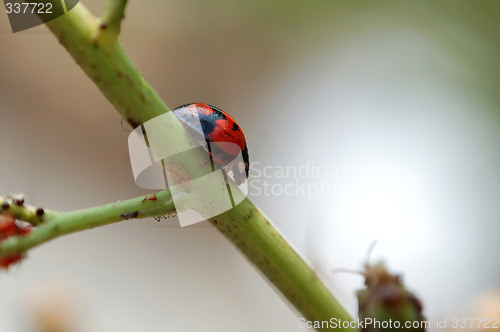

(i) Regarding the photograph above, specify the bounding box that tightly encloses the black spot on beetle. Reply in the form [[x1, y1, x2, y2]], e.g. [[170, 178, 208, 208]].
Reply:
[[232, 122, 240, 131], [120, 211, 139, 220], [199, 113, 216, 135]]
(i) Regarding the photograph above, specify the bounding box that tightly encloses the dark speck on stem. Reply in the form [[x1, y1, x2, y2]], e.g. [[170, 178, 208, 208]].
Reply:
[[1, 202, 9, 210], [120, 211, 139, 220]]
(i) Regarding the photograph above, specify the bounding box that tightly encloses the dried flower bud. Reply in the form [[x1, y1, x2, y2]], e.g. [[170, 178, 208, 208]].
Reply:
[[0, 214, 32, 269], [357, 261, 427, 332]]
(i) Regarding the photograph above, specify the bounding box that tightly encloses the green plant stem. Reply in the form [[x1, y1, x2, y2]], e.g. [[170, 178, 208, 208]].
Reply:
[[99, 0, 127, 38], [12, 1, 355, 329], [0, 190, 174, 257]]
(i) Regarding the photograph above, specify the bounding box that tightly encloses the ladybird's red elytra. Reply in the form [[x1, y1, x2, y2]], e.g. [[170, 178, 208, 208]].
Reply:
[[172, 103, 249, 185]]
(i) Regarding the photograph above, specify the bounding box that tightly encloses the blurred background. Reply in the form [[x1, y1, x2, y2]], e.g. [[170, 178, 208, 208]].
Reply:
[[1, 0, 500, 331]]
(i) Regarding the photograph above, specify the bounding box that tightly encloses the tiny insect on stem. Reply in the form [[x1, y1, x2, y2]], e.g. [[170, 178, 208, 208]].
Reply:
[[120, 211, 139, 220]]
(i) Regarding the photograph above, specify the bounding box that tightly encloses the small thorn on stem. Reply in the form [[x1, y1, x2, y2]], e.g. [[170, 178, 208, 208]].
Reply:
[[36, 208, 45, 217]]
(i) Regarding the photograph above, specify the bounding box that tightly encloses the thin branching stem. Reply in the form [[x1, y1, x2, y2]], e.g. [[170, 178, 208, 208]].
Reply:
[[99, 0, 127, 37], [0, 190, 174, 257]]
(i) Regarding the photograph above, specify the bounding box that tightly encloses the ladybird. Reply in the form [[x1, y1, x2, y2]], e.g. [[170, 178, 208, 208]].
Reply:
[[172, 103, 249, 185]]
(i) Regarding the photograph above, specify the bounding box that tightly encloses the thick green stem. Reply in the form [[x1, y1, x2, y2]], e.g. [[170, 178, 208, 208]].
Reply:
[[7, 1, 355, 329], [209, 199, 353, 327]]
